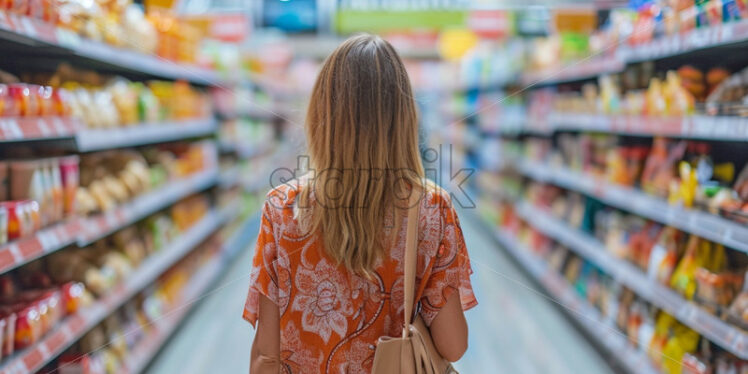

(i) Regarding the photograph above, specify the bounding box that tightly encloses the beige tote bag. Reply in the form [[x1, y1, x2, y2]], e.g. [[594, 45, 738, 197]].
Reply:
[[371, 189, 459, 374]]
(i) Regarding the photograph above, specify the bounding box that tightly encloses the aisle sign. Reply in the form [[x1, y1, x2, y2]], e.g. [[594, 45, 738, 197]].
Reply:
[[552, 9, 597, 33], [335, 10, 466, 33], [467, 10, 513, 39], [183, 14, 250, 43]]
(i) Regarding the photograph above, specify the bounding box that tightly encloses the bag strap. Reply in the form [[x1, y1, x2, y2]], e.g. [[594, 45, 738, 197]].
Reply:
[[402, 186, 421, 338]]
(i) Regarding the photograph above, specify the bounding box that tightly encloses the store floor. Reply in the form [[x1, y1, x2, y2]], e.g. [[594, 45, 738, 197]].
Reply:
[[146, 211, 615, 374]]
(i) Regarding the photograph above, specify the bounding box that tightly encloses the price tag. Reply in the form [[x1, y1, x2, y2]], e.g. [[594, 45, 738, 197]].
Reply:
[[10, 360, 28, 374], [36, 231, 52, 251], [51, 117, 68, 135], [0, 12, 10, 29], [36, 118, 51, 137], [666, 35, 677, 54], [19, 17, 36, 37], [7, 243, 22, 263], [732, 335, 746, 358], [55, 28, 81, 48], [104, 211, 119, 228], [0, 118, 23, 139], [37, 342, 50, 359], [721, 23, 734, 42]]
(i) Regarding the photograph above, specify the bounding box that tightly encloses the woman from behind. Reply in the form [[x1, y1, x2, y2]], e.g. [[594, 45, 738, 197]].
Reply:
[[243, 34, 477, 374]]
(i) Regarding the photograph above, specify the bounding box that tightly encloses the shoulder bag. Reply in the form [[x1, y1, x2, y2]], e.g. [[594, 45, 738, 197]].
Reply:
[[371, 189, 459, 374]]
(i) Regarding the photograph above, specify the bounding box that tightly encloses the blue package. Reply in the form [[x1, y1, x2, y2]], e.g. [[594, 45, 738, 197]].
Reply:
[[723, 0, 742, 21]]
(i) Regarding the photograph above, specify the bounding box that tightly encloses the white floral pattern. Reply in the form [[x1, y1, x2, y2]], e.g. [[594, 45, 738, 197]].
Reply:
[[292, 259, 355, 343]]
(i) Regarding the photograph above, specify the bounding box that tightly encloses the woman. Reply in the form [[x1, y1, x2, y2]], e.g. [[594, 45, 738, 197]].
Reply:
[[243, 34, 477, 374]]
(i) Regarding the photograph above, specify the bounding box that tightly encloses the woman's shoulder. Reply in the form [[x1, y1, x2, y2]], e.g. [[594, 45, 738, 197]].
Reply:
[[263, 180, 301, 215], [419, 181, 455, 212]]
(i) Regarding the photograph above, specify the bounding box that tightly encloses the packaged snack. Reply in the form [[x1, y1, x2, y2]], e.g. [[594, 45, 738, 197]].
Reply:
[[648, 227, 684, 284], [694, 267, 743, 311], [12, 303, 42, 349], [59, 156, 80, 216], [0, 312, 16, 357], [629, 222, 663, 270], [21, 200, 41, 236], [60, 282, 86, 315], [662, 324, 700, 374], [641, 139, 687, 197], [0, 84, 21, 117], [0, 201, 29, 240]]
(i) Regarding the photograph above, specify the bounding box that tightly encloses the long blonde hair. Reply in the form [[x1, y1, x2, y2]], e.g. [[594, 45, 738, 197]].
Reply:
[[297, 34, 425, 277]]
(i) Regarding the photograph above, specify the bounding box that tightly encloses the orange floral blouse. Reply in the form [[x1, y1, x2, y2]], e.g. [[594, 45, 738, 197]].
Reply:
[[243, 183, 477, 374]]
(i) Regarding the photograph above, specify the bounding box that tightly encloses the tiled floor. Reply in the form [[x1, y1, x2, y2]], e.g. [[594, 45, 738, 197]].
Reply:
[[146, 212, 614, 374]]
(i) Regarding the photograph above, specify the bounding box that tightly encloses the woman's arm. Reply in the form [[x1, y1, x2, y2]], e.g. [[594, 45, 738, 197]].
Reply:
[[429, 292, 468, 362], [250, 295, 281, 373]]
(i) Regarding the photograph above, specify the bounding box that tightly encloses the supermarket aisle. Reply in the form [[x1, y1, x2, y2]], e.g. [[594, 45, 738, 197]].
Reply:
[[147, 210, 614, 374]]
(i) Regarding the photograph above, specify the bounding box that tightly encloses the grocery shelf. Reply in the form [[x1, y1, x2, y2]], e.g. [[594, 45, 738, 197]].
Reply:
[[0, 117, 80, 142], [520, 19, 748, 86], [489, 113, 748, 141], [622, 19, 748, 63], [0, 168, 218, 275], [0, 219, 81, 275], [491, 225, 659, 374], [514, 200, 748, 359], [77, 167, 219, 245], [219, 142, 273, 160], [0, 12, 227, 86], [122, 208, 260, 373], [225, 106, 279, 122], [0, 210, 227, 374], [511, 158, 748, 253], [123, 252, 224, 374], [74, 119, 218, 152], [521, 56, 625, 86], [1, 118, 219, 149], [545, 113, 748, 141]]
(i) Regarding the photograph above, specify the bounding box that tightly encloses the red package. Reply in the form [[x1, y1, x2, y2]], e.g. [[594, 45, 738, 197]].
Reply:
[[52, 87, 71, 117], [59, 156, 79, 216], [7, 84, 37, 117], [61, 282, 85, 315], [0, 312, 17, 357], [10, 302, 41, 349], [0, 84, 21, 117], [0, 201, 31, 240]]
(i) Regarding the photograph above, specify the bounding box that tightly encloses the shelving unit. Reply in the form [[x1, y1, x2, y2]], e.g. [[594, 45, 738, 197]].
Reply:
[[0, 219, 81, 274], [0, 117, 80, 142], [551, 113, 748, 140], [491, 226, 660, 374], [0, 7, 287, 369], [513, 201, 748, 359], [0, 12, 229, 86], [122, 252, 224, 374], [510, 158, 748, 253], [0, 167, 219, 275], [521, 56, 625, 85], [521, 19, 748, 85], [74, 119, 218, 152], [0, 209, 230, 374], [0, 118, 218, 150], [77, 167, 219, 245], [510, 113, 748, 140]]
